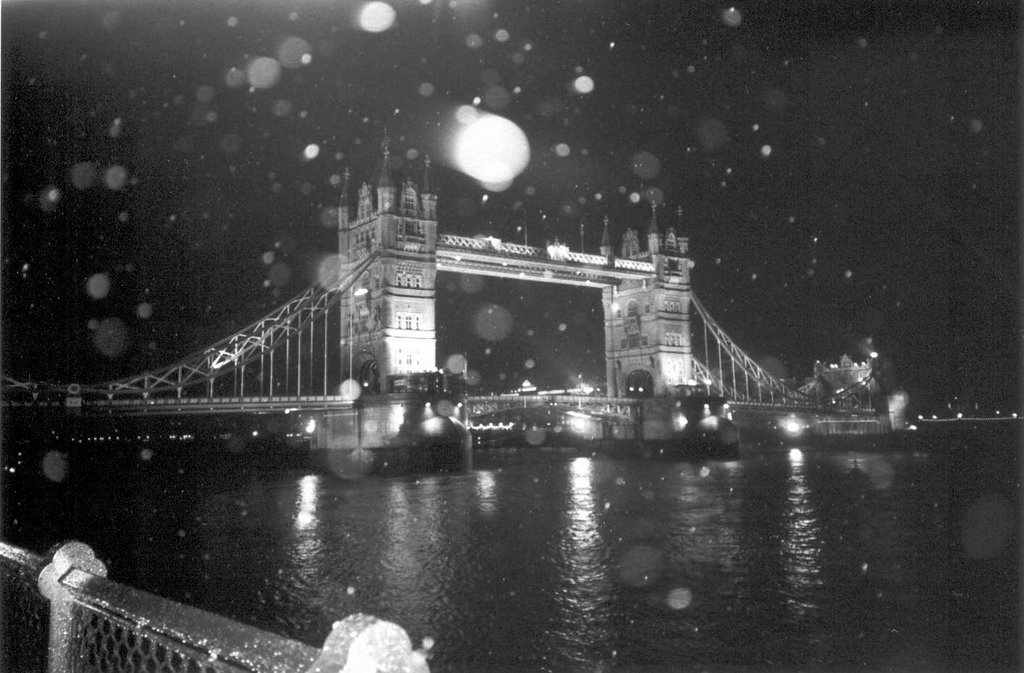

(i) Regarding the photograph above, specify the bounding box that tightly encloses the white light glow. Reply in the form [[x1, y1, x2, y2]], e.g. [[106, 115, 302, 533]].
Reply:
[[781, 418, 803, 436], [358, 2, 396, 32], [451, 112, 530, 191]]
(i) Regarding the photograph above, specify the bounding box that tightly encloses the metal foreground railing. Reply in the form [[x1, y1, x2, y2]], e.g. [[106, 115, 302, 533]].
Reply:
[[0, 540, 429, 673]]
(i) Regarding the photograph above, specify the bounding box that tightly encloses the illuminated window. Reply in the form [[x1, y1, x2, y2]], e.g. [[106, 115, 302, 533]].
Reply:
[[396, 312, 421, 330]]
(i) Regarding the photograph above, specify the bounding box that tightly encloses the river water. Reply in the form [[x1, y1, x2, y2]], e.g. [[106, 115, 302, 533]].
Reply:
[[2, 423, 1018, 672]]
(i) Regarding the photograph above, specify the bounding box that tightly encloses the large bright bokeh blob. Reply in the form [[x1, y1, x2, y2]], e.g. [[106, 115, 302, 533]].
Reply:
[[451, 108, 530, 191], [358, 2, 396, 33]]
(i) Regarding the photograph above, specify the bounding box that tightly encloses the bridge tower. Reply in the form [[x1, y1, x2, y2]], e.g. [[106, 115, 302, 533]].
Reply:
[[603, 204, 695, 397], [336, 134, 439, 393]]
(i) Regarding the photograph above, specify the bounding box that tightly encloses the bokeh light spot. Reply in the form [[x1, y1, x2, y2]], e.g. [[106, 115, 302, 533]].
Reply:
[[93, 317, 128, 358], [303, 144, 320, 160], [554, 143, 570, 157], [136, 302, 153, 319], [316, 254, 342, 287], [472, 304, 514, 341], [484, 86, 511, 110], [721, 6, 742, 27], [246, 57, 282, 89], [452, 112, 531, 191], [86, 273, 111, 300], [42, 451, 68, 482], [358, 2, 396, 33], [524, 427, 546, 446], [631, 151, 661, 180], [666, 587, 693, 610], [104, 165, 129, 190], [277, 36, 313, 68], [445, 353, 468, 374], [340, 378, 363, 401], [225, 67, 246, 88], [572, 75, 595, 94]]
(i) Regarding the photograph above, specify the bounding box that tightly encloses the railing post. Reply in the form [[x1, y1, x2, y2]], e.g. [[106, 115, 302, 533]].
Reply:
[[37, 542, 107, 673], [306, 613, 429, 673]]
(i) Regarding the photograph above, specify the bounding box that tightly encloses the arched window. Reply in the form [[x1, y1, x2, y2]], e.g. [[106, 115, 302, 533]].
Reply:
[[626, 300, 639, 317]]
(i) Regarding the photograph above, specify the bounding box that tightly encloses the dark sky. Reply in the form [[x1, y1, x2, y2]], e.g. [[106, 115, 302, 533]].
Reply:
[[2, 0, 1018, 414]]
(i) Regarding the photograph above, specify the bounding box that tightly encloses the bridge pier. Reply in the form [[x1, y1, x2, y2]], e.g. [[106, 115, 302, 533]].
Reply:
[[309, 394, 472, 477]]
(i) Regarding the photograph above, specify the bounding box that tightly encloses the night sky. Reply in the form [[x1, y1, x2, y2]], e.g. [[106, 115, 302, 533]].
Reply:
[[2, 0, 1017, 414]]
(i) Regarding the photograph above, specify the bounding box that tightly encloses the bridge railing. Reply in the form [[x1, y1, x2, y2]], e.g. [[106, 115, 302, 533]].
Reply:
[[438, 234, 656, 273], [0, 540, 430, 673]]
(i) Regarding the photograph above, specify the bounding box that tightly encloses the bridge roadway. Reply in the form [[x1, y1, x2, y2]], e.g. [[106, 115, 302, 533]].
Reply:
[[4, 391, 830, 419]]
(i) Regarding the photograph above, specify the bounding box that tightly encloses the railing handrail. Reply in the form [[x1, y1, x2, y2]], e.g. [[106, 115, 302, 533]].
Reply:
[[59, 567, 318, 672], [1, 540, 430, 673], [0, 539, 47, 575]]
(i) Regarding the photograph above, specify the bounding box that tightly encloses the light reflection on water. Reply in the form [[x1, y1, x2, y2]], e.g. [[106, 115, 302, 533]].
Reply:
[[185, 447, 955, 671], [12, 431, 1016, 672]]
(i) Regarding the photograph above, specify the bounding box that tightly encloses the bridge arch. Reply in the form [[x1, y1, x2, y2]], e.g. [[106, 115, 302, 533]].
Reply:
[[354, 354, 380, 394], [624, 369, 654, 398]]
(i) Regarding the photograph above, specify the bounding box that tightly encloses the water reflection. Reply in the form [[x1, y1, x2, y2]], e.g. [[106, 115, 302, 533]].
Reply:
[[555, 457, 613, 665], [295, 474, 319, 531], [783, 447, 823, 612], [57, 435, 983, 673], [382, 478, 448, 621], [476, 470, 497, 514]]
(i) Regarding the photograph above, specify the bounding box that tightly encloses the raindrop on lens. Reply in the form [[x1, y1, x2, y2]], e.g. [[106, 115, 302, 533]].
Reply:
[[358, 2, 396, 33], [105, 165, 129, 190], [86, 273, 111, 300], [666, 587, 693, 610], [572, 75, 594, 94], [246, 57, 282, 89], [42, 451, 68, 482], [93, 317, 128, 358], [721, 6, 742, 27]]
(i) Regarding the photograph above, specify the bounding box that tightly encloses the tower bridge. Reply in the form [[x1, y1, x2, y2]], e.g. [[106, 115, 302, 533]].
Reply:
[[2, 137, 886, 443]]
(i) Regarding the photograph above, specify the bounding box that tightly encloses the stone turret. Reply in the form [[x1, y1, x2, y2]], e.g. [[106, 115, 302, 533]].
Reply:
[[647, 202, 660, 255], [376, 131, 396, 213], [621, 228, 640, 258], [665, 205, 679, 252], [599, 215, 612, 257], [338, 167, 352, 229], [420, 155, 437, 221]]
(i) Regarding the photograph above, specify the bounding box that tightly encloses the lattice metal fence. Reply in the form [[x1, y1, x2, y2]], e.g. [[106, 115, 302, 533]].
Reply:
[[0, 540, 431, 673], [0, 543, 49, 673]]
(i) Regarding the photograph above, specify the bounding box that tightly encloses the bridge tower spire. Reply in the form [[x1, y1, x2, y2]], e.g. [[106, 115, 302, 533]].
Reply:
[[377, 129, 397, 213], [599, 214, 612, 257], [420, 155, 437, 220]]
